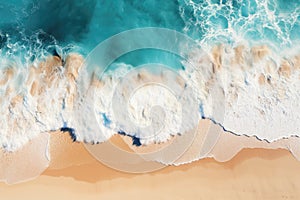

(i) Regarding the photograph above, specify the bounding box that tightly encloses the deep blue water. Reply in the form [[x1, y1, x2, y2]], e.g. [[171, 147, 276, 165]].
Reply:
[[0, 0, 299, 66]]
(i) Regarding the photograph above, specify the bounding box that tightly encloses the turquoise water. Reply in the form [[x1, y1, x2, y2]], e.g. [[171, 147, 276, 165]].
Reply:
[[0, 0, 299, 65]]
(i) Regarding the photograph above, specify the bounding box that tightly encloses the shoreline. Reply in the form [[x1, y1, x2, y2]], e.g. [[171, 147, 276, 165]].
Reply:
[[1, 44, 300, 151], [1, 119, 300, 184], [1, 122, 300, 199], [1, 147, 300, 199]]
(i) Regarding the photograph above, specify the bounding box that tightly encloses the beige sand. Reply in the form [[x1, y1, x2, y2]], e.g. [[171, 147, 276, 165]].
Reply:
[[1, 147, 300, 200], [1, 128, 300, 199], [1, 120, 300, 199]]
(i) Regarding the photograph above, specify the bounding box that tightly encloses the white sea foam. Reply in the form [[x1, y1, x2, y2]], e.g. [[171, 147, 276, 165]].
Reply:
[[182, 44, 300, 141], [0, 43, 300, 166]]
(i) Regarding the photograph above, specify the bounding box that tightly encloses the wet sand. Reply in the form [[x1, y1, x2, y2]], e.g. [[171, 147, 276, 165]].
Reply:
[[1, 133, 300, 199]]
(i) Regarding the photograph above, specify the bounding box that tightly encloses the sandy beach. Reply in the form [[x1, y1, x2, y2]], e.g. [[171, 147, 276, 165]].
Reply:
[[1, 149, 300, 199], [1, 131, 300, 200]]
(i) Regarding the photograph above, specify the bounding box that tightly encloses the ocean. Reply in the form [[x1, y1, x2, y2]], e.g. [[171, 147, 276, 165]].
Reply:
[[1, 0, 299, 58]]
